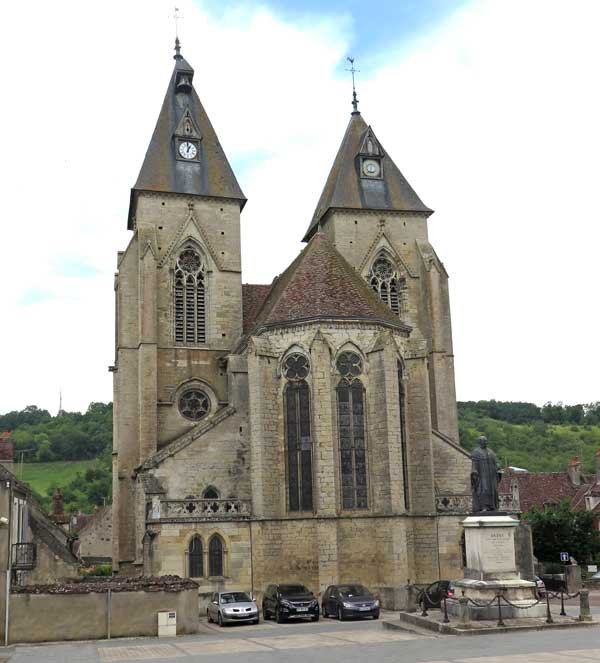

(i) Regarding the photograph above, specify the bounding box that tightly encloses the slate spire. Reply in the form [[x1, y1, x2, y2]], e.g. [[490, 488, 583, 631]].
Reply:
[[302, 111, 432, 241], [127, 42, 246, 229]]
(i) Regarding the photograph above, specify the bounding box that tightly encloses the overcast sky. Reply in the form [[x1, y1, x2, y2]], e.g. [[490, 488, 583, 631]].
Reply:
[[1, 0, 598, 414]]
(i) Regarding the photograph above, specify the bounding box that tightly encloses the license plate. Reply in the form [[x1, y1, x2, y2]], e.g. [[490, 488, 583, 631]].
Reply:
[[359, 607, 371, 611], [296, 607, 308, 612]]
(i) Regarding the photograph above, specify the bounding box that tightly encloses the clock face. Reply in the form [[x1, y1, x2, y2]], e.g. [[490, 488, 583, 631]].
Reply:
[[179, 141, 198, 160], [362, 159, 381, 177]]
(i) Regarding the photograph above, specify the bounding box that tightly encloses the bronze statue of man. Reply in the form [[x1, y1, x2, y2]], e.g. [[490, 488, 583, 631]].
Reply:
[[471, 435, 502, 512]]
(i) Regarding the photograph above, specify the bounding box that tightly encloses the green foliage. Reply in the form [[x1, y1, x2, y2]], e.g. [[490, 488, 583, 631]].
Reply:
[[524, 501, 600, 563], [80, 563, 112, 577]]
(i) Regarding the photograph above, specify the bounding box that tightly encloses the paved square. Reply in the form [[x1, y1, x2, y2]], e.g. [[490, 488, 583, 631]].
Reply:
[[98, 644, 184, 661], [178, 638, 272, 655]]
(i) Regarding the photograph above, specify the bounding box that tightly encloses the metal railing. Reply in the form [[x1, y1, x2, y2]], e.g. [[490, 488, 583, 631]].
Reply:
[[12, 543, 36, 570], [148, 498, 251, 521]]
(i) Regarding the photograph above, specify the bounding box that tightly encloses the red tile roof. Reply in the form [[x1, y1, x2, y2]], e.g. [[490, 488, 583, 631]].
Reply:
[[248, 232, 409, 332], [242, 284, 272, 335], [500, 468, 591, 512]]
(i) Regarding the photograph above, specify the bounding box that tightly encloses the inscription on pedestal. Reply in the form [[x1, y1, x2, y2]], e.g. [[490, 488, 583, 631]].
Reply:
[[480, 529, 514, 572]]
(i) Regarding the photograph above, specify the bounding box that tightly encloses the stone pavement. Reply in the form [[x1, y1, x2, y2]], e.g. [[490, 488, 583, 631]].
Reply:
[[4, 611, 600, 662]]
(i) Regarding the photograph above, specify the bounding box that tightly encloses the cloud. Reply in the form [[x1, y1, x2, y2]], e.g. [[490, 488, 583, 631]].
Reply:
[[0, 0, 598, 412]]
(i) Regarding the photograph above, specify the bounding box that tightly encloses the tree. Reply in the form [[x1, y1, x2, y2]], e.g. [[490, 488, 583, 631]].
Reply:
[[524, 501, 600, 564]]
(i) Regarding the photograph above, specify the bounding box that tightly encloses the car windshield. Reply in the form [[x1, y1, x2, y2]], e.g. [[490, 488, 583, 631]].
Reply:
[[338, 585, 371, 598], [220, 592, 251, 604], [279, 585, 310, 595]]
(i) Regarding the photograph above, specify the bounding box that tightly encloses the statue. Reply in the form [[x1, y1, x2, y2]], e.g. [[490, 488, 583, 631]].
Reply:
[[471, 436, 503, 512]]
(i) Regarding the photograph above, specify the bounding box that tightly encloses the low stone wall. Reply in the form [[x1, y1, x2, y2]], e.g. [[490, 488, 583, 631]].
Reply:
[[4, 576, 199, 644]]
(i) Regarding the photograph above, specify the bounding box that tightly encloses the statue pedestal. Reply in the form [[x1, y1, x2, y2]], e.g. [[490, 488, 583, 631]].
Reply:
[[448, 515, 545, 620]]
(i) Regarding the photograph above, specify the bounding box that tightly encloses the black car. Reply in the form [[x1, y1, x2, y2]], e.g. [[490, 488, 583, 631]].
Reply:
[[321, 584, 380, 620], [262, 584, 319, 623], [417, 580, 455, 609]]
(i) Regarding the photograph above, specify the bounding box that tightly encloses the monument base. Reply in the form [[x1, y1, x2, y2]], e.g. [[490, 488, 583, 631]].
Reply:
[[451, 514, 546, 620]]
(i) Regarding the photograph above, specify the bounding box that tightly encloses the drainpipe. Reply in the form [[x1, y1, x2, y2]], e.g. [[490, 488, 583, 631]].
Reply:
[[249, 521, 254, 600], [4, 481, 12, 647]]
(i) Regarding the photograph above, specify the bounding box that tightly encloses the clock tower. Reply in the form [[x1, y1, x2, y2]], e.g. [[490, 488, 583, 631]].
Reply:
[[112, 40, 246, 571]]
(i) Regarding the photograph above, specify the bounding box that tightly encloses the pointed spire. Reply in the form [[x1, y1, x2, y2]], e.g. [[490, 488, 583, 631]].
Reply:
[[346, 57, 360, 114]]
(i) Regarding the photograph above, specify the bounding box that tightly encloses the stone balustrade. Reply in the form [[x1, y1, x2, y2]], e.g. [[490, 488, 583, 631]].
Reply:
[[147, 498, 252, 522], [435, 493, 519, 514]]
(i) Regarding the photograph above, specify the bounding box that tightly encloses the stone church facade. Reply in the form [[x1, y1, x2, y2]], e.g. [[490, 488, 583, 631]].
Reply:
[[112, 42, 474, 608]]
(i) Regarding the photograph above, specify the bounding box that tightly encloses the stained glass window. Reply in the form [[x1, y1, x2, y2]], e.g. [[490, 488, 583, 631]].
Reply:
[[368, 253, 402, 315], [285, 375, 313, 512], [174, 243, 206, 344], [188, 537, 203, 577], [179, 389, 210, 421], [209, 536, 223, 576]]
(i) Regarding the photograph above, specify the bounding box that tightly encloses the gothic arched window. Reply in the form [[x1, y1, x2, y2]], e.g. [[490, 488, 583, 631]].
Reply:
[[174, 243, 206, 344], [336, 352, 368, 509], [208, 535, 224, 576], [398, 361, 410, 510], [283, 353, 313, 512], [368, 253, 402, 315], [202, 486, 219, 500], [188, 536, 203, 578]]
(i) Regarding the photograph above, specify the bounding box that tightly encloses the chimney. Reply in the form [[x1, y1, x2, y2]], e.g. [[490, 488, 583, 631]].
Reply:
[[568, 457, 582, 486], [52, 488, 64, 516], [0, 432, 14, 471]]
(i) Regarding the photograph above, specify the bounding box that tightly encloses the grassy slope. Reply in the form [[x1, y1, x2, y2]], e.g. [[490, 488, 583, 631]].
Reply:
[[459, 417, 600, 472], [18, 460, 97, 497]]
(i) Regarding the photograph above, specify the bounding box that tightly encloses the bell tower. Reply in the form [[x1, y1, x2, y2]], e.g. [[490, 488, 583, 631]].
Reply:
[[112, 40, 246, 572], [303, 99, 458, 443]]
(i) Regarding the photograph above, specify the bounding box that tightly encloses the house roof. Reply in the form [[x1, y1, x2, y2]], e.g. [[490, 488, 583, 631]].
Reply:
[[499, 467, 593, 513], [303, 112, 431, 241], [248, 232, 411, 333], [128, 43, 245, 228]]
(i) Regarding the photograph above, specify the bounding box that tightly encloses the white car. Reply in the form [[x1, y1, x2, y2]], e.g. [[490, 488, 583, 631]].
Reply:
[[207, 591, 259, 626]]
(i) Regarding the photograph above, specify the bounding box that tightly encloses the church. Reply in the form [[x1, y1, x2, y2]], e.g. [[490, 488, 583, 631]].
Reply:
[[111, 40, 476, 609]]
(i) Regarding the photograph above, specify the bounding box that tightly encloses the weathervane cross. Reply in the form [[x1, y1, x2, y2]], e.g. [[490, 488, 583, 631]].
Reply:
[[173, 6, 183, 39], [346, 56, 360, 113]]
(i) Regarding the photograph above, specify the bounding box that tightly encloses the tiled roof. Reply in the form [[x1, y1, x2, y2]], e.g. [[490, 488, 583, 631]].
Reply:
[[248, 232, 410, 332], [242, 284, 272, 335], [500, 468, 590, 512], [303, 112, 431, 241]]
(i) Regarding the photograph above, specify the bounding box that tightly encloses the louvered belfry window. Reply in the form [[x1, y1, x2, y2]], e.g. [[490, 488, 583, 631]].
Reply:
[[283, 353, 313, 512], [174, 243, 206, 344], [369, 253, 401, 315], [336, 352, 368, 509]]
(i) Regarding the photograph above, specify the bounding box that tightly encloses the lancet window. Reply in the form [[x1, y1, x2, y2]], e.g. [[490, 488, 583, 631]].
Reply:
[[398, 361, 410, 510], [188, 536, 203, 578], [283, 353, 313, 512], [368, 253, 402, 315], [208, 535, 223, 576], [336, 352, 368, 509], [174, 243, 206, 344]]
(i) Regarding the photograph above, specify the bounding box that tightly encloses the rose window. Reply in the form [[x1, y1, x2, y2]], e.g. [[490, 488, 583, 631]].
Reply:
[[179, 389, 210, 421], [178, 249, 202, 273], [283, 353, 310, 381], [336, 352, 363, 382]]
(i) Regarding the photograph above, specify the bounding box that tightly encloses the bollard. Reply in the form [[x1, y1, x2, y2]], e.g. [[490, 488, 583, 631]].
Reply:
[[559, 591, 566, 617], [545, 591, 554, 624], [420, 598, 428, 618], [442, 596, 450, 624], [579, 589, 592, 622], [496, 594, 505, 627], [458, 597, 470, 627]]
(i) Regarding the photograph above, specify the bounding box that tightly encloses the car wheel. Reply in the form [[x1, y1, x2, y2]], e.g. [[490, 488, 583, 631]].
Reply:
[[276, 607, 285, 624], [311, 613, 319, 622], [207, 609, 212, 624], [262, 604, 268, 620], [373, 611, 380, 620], [253, 617, 259, 625], [217, 612, 223, 626], [322, 606, 328, 618], [338, 605, 345, 621]]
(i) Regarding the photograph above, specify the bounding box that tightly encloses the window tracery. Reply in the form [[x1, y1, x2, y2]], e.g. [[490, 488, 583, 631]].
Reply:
[[283, 354, 313, 512], [174, 243, 206, 344], [336, 352, 368, 509], [179, 389, 210, 421], [368, 253, 402, 315]]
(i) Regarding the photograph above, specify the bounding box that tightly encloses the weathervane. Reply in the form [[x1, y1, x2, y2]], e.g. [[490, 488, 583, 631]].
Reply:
[[173, 6, 184, 59], [346, 56, 360, 113]]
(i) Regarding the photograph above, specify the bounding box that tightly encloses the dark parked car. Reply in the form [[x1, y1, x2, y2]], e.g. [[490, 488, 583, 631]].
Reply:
[[321, 584, 380, 620], [262, 584, 319, 623], [417, 580, 455, 609]]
